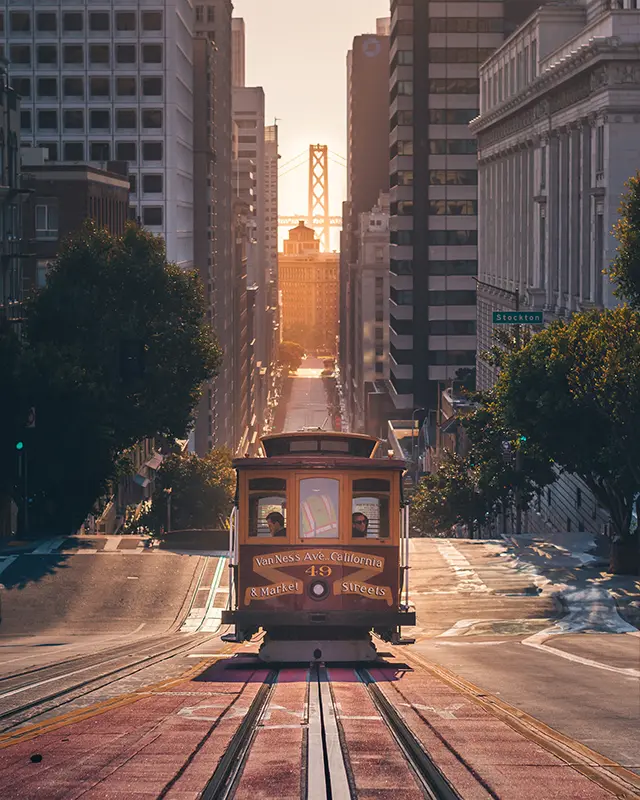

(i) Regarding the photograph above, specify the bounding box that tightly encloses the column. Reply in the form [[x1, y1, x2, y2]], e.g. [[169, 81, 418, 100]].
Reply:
[[557, 129, 570, 311], [568, 127, 581, 308], [580, 121, 592, 304], [547, 132, 559, 309]]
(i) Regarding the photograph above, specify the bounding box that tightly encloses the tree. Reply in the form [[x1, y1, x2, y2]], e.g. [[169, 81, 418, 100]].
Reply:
[[2, 223, 221, 534], [142, 448, 235, 534], [608, 171, 640, 307], [411, 451, 487, 537], [495, 307, 640, 574], [278, 341, 305, 372]]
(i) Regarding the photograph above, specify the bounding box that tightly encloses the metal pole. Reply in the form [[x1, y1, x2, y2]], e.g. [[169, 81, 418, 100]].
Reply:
[[514, 290, 523, 535], [411, 407, 424, 486], [24, 449, 28, 537], [166, 490, 172, 533]]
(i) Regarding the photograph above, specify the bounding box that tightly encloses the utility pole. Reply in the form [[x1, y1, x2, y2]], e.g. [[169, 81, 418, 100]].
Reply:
[[411, 407, 425, 487]]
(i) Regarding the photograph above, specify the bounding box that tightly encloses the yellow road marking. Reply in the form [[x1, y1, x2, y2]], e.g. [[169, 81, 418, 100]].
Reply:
[[0, 643, 240, 750], [401, 649, 640, 799]]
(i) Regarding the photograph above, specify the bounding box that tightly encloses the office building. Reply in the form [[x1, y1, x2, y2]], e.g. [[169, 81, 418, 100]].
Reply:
[[232, 18, 245, 87], [472, 0, 640, 537], [1, 1, 195, 268], [280, 222, 339, 354], [387, 0, 542, 417]]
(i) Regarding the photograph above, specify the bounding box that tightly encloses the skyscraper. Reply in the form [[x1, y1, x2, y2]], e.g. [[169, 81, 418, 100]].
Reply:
[[232, 18, 246, 87], [1, 1, 195, 269]]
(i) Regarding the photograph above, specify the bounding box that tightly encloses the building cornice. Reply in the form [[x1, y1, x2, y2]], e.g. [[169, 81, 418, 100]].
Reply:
[[471, 37, 640, 136]]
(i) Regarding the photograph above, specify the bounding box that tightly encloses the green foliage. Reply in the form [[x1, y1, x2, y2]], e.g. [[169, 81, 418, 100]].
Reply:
[[278, 340, 305, 372], [411, 451, 487, 536], [495, 306, 640, 558], [609, 171, 640, 307], [142, 448, 235, 534], [1, 223, 221, 534]]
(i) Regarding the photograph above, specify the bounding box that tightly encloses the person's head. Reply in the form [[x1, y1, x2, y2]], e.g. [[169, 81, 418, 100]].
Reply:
[[266, 511, 285, 533], [352, 512, 368, 531]]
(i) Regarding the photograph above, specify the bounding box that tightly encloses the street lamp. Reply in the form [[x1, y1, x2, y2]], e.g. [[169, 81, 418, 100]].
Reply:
[[411, 407, 425, 486], [164, 487, 173, 533]]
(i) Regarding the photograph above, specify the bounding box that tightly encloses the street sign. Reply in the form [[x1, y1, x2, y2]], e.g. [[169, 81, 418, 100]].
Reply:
[[492, 311, 543, 325]]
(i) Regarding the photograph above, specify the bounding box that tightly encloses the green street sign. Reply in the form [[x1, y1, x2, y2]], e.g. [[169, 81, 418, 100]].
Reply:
[[492, 311, 543, 325]]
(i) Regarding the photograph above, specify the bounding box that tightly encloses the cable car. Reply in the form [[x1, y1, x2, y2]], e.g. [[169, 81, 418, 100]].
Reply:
[[222, 431, 415, 662]]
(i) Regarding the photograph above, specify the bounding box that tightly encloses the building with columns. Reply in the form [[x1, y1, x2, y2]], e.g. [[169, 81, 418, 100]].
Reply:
[[471, 0, 640, 535]]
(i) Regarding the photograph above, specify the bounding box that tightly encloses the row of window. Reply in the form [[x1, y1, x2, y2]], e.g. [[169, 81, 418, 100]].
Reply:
[[391, 169, 479, 187], [429, 108, 478, 125], [1, 10, 162, 34], [392, 229, 478, 246], [429, 49, 496, 64], [13, 75, 163, 100], [391, 139, 478, 158], [391, 288, 477, 306], [21, 108, 163, 133], [389, 259, 478, 277], [27, 140, 163, 164], [390, 319, 476, 338], [429, 78, 479, 95], [390, 344, 476, 366], [5, 43, 163, 67], [429, 18, 504, 34]]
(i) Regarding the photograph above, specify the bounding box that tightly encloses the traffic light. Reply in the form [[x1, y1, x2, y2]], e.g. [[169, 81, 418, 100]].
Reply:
[[519, 435, 527, 443], [16, 441, 24, 451]]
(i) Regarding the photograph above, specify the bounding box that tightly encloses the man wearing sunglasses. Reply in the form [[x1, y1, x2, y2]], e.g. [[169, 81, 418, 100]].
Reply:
[[352, 512, 369, 538]]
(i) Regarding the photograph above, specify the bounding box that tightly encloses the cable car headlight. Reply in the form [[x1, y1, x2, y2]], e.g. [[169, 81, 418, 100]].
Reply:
[[309, 580, 329, 601]]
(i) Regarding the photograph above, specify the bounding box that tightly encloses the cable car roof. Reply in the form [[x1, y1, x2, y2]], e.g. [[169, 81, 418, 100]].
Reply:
[[259, 431, 380, 459]]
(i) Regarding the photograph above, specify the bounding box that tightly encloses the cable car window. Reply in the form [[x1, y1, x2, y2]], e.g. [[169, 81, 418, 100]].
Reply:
[[352, 478, 390, 540], [320, 440, 350, 452], [300, 478, 339, 539], [248, 477, 287, 538], [290, 440, 319, 452]]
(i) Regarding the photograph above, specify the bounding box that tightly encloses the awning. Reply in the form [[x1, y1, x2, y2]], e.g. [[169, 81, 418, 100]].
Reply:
[[145, 452, 164, 471], [133, 474, 151, 489]]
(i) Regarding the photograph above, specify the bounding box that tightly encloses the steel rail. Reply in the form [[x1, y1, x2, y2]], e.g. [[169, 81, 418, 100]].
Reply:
[[357, 667, 462, 800]]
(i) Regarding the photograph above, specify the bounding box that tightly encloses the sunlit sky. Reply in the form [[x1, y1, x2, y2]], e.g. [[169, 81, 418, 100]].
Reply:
[[231, 0, 391, 250]]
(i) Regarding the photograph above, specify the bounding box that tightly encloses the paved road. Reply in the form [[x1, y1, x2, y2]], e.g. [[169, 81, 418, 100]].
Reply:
[[406, 536, 640, 773], [0, 537, 204, 677], [282, 356, 332, 432]]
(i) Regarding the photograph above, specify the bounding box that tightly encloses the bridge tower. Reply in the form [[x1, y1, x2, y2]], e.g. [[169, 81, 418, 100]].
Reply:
[[308, 144, 330, 253]]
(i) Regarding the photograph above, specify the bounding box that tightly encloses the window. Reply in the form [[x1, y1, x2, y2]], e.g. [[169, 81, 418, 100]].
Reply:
[[38, 110, 58, 131], [390, 288, 413, 305], [427, 350, 476, 365], [429, 17, 503, 33], [90, 142, 111, 161], [90, 45, 110, 66], [352, 479, 390, 540], [116, 45, 136, 64], [142, 141, 163, 161], [299, 478, 339, 539], [142, 174, 163, 194], [13, 77, 31, 99], [129, 175, 137, 194], [90, 77, 111, 99], [429, 170, 478, 186], [390, 259, 413, 275], [116, 12, 136, 32], [37, 45, 58, 66], [429, 230, 478, 246], [90, 12, 110, 32], [396, 80, 413, 96], [143, 206, 163, 226], [116, 77, 136, 97], [248, 478, 287, 538], [64, 44, 84, 65], [429, 200, 478, 216], [64, 142, 84, 161], [63, 12, 83, 32], [36, 260, 51, 289], [391, 230, 413, 246], [142, 77, 162, 96], [37, 12, 57, 32], [428, 320, 476, 336], [116, 109, 137, 130], [20, 110, 31, 131], [142, 109, 162, 129], [395, 19, 413, 36], [430, 260, 477, 276], [116, 142, 138, 163], [9, 45, 31, 65], [142, 44, 163, 64], [396, 171, 414, 186], [207, 7, 215, 22], [37, 78, 58, 99], [90, 110, 110, 131], [142, 11, 163, 31], [395, 140, 413, 156], [396, 50, 413, 66], [397, 200, 414, 216], [10, 11, 31, 33], [63, 109, 84, 131], [430, 49, 496, 64], [375, 362, 384, 375], [64, 78, 84, 99], [429, 78, 479, 94], [540, 145, 547, 190], [428, 109, 478, 125], [37, 142, 58, 162], [429, 291, 477, 306], [429, 139, 477, 155], [196, 6, 204, 23], [35, 205, 58, 238]]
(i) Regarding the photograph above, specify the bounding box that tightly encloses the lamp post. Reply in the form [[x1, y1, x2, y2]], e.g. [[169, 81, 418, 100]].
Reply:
[[411, 407, 425, 486], [164, 488, 172, 533]]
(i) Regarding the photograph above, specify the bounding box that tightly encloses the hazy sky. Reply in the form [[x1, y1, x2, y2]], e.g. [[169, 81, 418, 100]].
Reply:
[[232, 0, 391, 238]]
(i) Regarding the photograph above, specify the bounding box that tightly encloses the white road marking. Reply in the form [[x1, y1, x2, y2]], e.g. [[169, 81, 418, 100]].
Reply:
[[102, 536, 122, 552], [398, 701, 465, 720], [0, 556, 17, 576], [181, 557, 228, 633], [436, 541, 490, 593], [32, 537, 66, 554]]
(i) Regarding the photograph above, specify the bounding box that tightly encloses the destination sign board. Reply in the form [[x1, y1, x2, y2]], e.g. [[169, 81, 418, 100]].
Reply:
[[492, 311, 543, 325]]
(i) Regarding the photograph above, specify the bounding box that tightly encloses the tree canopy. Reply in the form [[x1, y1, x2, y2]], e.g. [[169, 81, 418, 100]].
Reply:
[[142, 448, 235, 534], [608, 171, 640, 308], [495, 306, 640, 572], [1, 223, 221, 534], [278, 341, 305, 372]]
